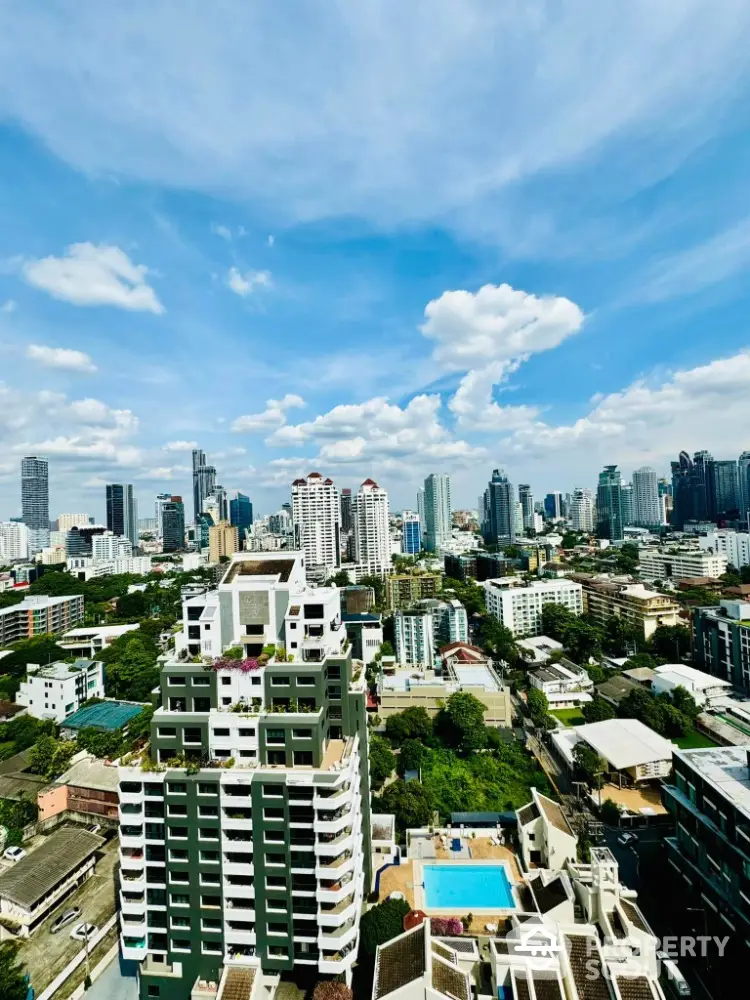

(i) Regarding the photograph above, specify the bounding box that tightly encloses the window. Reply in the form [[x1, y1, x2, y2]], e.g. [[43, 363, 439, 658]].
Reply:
[[192, 676, 210, 687], [200, 828, 219, 841], [267, 751, 286, 766], [263, 785, 284, 798], [193, 697, 211, 712], [239, 749, 256, 759], [168, 676, 186, 686], [264, 808, 284, 820], [304, 604, 325, 619], [268, 921, 288, 934], [170, 871, 189, 884], [297, 676, 315, 686], [167, 782, 186, 795], [158, 727, 177, 738], [168, 804, 187, 817], [171, 938, 191, 952], [271, 677, 290, 687], [266, 852, 286, 866], [266, 875, 286, 889], [183, 728, 202, 744], [168, 826, 188, 840], [222, 697, 232, 706], [266, 729, 285, 745], [202, 917, 222, 931], [169, 697, 186, 712], [292, 729, 312, 739], [147, 987, 161, 998], [202, 941, 222, 954], [170, 893, 189, 906], [252, 676, 261, 685], [269, 946, 288, 957], [222, 676, 232, 686], [238, 728, 256, 737], [265, 830, 284, 843], [198, 783, 217, 795], [213, 728, 230, 737], [201, 895, 221, 908], [294, 750, 313, 766], [169, 849, 188, 861], [214, 749, 230, 759], [200, 850, 220, 863], [199, 805, 218, 818], [201, 872, 221, 885], [170, 914, 190, 928]]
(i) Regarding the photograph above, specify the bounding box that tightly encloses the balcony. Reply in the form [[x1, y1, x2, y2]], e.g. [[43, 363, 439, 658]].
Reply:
[[316, 873, 356, 904], [119, 803, 143, 821], [223, 860, 254, 878], [313, 784, 352, 810], [120, 934, 147, 961], [120, 891, 147, 916], [119, 786, 145, 807], [318, 894, 358, 926], [120, 849, 145, 871], [319, 918, 357, 949], [318, 941, 357, 974], [120, 828, 145, 851], [314, 809, 351, 836], [121, 913, 147, 936], [224, 927, 257, 947], [315, 829, 353, 856], [315, 852, 354, 879]]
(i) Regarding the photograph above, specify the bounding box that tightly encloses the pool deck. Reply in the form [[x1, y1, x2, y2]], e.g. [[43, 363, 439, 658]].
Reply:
[[378, 838, 524, 934]]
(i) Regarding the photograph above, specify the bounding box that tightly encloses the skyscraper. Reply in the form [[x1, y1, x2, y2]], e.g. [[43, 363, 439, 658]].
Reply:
[[291, 472, 341, 580], [671, 451, 695, 529], [544, 491, 563, 521], [518, 485, 534, 531], [340, 488, 352, 532], [106, 484, 138, 547], [416, 486, 426, 534], [692, 450, 714, 522], [155, 493, 172, 540], [596, 465, 624, 540], [620, 483, 634, 527], [351, 479, 390, 572], [161, 496, 185, 552], [229, 492, 253, 539], [710, 460, 739, 519], [739, 452, 750, 528], [401, 510, 421, 555], [570, 487, 594, 532], [211, 484, 229, 523], [632, 467, 660, 527], [192, 448, 217, 523], [21, 456, 49, 553], [422, 473, 452, 552], [484, 469, 514, 544]]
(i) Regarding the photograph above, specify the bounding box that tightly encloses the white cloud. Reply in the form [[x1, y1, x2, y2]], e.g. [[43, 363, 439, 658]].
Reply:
[[26, 343, 97, 373], [22, 242, 164, 313], [267, 235, 275, 247], [211, 223, 232, 241], [421, 283, 584, 371], [227, 267, 272, 297], [138, 464, 190, 480], [163, 439, 198, 452], [449, 363, 540, 431], [1, 299, 16, 313], [232, 393, 305, 432]]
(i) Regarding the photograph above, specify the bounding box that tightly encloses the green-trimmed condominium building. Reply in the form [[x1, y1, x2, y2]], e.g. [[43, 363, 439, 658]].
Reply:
[[693, 599, 750, 694], [118, 551, 371, 1000]]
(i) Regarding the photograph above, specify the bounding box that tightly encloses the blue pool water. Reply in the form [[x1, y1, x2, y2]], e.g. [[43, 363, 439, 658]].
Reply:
[[423, 864, 515, 909]]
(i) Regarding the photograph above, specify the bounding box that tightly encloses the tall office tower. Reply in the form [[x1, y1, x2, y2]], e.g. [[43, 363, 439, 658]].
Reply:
[[351, 479, 390, 572], [416, 486, 426, 533], [422, 474, 452, 552], [161, 496, 185, 552], [692, 450, 714, 522], [671, 451, 694, 529], [518, 485, 534, 531], [21, 456, 50, 553], [513, 501, 524, 538], [482, 469, 514, 544], [620, 483, 634, 526], [291, 472, 341, 580], [672, 450, 718, 528], [57, 513, 90, 533], [570, 487, 594, 532], [543, 491, 563, 521], [596, 465, 624, 540], [739, 452, 750, 528], [632, 467, 661, 527], [106, 484, 138, 548], [117, 551, 371, 993], [401, 510, 421, 555], [192, 448, 217, 523], [210, 485, 229, 523], [710, 460, 739, 519], [229, 492, 253, 541], [155, 493, 172, 540], [340, 488, 353, 532]]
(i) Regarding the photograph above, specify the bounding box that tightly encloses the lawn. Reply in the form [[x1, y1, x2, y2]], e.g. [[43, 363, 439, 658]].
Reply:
[[550, 708, 585, 727], [672, 729, 717, 750]]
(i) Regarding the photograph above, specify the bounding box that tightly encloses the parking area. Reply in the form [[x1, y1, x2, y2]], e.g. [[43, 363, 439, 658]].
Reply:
[[11, 829, 120, 996]]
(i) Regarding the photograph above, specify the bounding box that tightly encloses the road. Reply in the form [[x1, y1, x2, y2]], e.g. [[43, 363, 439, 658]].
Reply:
[[86, 954, 138, 1000]]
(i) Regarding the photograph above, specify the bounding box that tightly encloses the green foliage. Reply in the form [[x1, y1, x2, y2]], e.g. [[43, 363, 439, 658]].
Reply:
[[359, 898, 411, 955], [113, 590, 151, 620], [0, 635, 68, 678], [434, 692, 487, 754], [380, 779, 433, 831], [442, 577, 485, 617], [0, 941, 27, 1000], [669, 685, 700, 722], [572, 742, 606, 787], [582, 696, 617, 724], [326, 570, 352, 587], [379, 640, 395, 658], [101, 635, 160, 701], [399, 738, 431, 774], [359, 574, 386, 609], [741, 566, 750, 585], [27, 734, 77, 780], [526, 687, 550, 729], [0, 714, 54, 760], [603, 615, 643, 656], [625, 652, 657, 670], [369, 735, 396, 788], [540, 605, 602, 663], [479, 616, 519, 665], [648, 625, 691, 662], [600, 799, 622, 825], [618, 684, 693, 738], [615, 543, 640, 575], [0, 795, 37, 845], [384, 706, 432, 746], [561, 532, 580, 549]]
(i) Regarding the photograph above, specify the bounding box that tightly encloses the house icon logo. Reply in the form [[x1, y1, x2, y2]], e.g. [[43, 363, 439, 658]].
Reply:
[[507, 922, 561, 959]]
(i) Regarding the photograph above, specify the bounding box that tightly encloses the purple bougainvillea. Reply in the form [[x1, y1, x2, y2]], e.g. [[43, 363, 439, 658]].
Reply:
[[430, 917, 463, 936], [209, 657, 261, 673]]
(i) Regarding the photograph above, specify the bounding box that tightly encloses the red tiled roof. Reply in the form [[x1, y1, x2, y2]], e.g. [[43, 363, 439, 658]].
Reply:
[[439, 641, 485, 656], [362, 478, 379, 487], [307, 471, 323, 478], [292, 479, 306, 485]]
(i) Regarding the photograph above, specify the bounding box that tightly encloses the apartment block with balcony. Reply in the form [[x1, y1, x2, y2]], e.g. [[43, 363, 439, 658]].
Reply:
[[638, 546, 728, 582], [385, 573, 441, 610], [16, 657, 105, 723], [118, 551, 371, 1000], [693, 599, 750, 695], [569, 574, 681, 641], [0, 593, 84, 646], [484, 578, 583, 637]]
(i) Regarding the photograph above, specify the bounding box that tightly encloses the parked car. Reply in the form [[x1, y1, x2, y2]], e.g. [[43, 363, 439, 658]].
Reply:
[[70, 923, 97, 941], [617, 833, 636, 846], [86, 824, 102, 835], [3, 846, 26, 862], [50, 908, 81, 934]]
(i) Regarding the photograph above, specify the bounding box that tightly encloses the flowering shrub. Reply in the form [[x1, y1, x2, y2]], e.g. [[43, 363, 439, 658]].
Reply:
[[209, 657, 261, 673], [430, 917, 463, 936]]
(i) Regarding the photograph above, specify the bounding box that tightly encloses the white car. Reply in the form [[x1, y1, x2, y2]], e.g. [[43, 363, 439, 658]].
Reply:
[[3, 846, 26, 862], [617, 833, 636, 846], [71, 923, 97, 941]]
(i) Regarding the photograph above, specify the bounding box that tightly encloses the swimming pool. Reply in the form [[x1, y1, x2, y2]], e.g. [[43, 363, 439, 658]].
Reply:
[[422, 863, 516, 910]]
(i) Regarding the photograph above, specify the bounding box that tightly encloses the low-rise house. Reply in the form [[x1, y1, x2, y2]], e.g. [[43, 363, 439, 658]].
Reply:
[[517, 635, 564, 665], [552, 717, 675, 783], [37, 750, 120, 827], [529, 659, 593, 709], [595, 675, 644, 708], [16, 658, 105, 724], [0, 827, 104, 936], [516, 787, 577, 870], [59, 622, 140, 658], [650, 662, 732, 707]]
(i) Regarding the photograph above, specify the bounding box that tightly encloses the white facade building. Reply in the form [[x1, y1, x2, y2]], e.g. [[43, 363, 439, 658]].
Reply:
[[393, 609, 434, 666], [0, 521, 30, 562], [92, 532, 133, 561], [699, 529, 750, 570], [651, 662, 732, 707], [16, 658, 105, 723], [632, 467, 661, 527], [291, 472, 341, 581], [570, 488, 594, 532], [66, 556, 153, 579], [423, 473, 451, 553], [59, 623, 140, 658], [638, 547, 727, 580], [57, 513, 90, 533], [529, 660, 594, 707], [484, 578, 584, 637], [351, 479, 390, 573]]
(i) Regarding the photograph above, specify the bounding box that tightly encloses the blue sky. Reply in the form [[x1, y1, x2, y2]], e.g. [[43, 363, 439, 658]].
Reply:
[[2, 2, 750, 522]]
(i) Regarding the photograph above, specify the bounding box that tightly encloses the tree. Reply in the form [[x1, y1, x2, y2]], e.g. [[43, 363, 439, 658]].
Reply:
[[399, 739, 431, 774], [582, 696, 616, 724], [384, 707, 432, 746], [615, 543, 640, 575], [564, 617, 602, 664], [326, 570, 351, 587], [378, 640, 395, 659], [572, 742, 606, 787], [0, 942, 27, 1000], [669, 685, 700, 722], [0, 635, 68, 678], [27, 734, 57, 776], [360, 898, 411, 955], [369, 735, 396, 788], [359, 574, 385, 609], [649, 624, 691, 662], [380, 779, 433, 831], [625, 652, 656, 670], [113, 590, 151, 620], [604, 616, 642, 657], [561, 532, 580, 549], [480, 617, 519, 665], [600, 799, 622, 826], [104, 635, 160, 701], [659, 702, 689, 737], [313, 982, 353, 1000], [526, 688, 549, 729], [540, 604, 573, 642], [434, 692, 487, 754]]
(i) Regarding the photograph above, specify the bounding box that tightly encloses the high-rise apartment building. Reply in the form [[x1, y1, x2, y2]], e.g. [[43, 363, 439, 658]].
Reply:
[[21, 456, 50, 553], [711, 459, 739, 518], [192, 449, 217, 523], [596, 465, 623, 540], [518, 485, 534, 531], [340, 488, 352, 533], [229, 493, 253, 541], [92, 533, 133, 561], [118, 551, 371, 995], [484, 578, 583, 637], [57, 513, 90, 533], [208, 485, 229, 524], [738, 451, 750, 528], [291, 473, 341, 581], [570, 488, 594, 532], [209, 521, 240, 563], [483, 469, 514, 544], [155, 494, 173, 541], [0, 521, 30, 561], [543, 491, 563, 521], [620, 482, 633, 527], [401, 511, 421, 555], [106, 484, 138, 548], [631, 467, 660, 527], [161, 497, 186, 552], [416, 487, 425, 533], [422, 474, 451, 552], [351, 479, 390, 573]]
